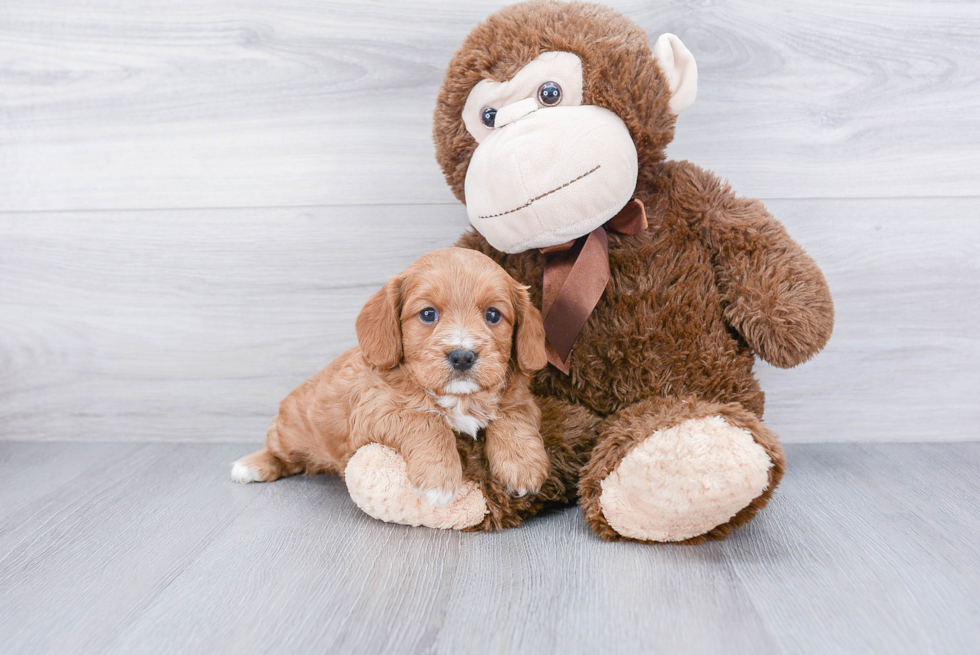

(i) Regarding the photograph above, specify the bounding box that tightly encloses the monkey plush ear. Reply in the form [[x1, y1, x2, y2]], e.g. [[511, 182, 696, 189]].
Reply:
[[653, 33, 698, 113], [356, 277, 403, 370]]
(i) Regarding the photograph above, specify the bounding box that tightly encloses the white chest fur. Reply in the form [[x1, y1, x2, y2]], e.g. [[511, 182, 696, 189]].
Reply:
[[436, 394, 492, 438]]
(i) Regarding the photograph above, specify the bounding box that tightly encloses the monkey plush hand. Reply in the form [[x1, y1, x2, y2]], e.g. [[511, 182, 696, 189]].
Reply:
[[347, 0, 834, 543]]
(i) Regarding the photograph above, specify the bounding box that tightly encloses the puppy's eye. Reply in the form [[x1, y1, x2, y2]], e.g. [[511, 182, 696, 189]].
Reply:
[[484, 307, 502, 325], [481, 107, 497, 128], [537, 81, 562, 106], [419, 308, 439, 324]]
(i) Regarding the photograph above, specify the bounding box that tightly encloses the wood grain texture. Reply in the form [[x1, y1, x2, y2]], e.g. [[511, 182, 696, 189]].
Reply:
[[430, 512, 778, 654], [2, 0, 979, 211], [0, 199, 977, 443], [0, 204, 468, 441], [0, 441, 143, 530], [754, 197, 980, 442], [726, 443, 980, 653], [0, 441, 977, 654], [1, 0, 977, 651], [0, 442, 266, 655]]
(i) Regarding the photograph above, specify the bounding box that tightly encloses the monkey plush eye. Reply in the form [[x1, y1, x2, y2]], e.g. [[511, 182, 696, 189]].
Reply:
[[484, 307, 502, 325], [537, 81, 562, 106], [419, 308, 439, 324], [480, 107, 497, 128]]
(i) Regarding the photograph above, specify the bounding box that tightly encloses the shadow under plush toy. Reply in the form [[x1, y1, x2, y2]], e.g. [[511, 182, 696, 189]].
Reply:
[[350, 0, 835, 543]]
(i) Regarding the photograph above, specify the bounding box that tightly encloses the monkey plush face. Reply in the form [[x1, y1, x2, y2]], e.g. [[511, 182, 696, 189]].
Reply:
[[433, 1, 697, 254], [461, 51, 639, 252]]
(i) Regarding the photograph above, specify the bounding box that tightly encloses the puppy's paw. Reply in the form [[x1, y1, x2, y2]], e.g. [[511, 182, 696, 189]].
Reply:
[[407, 461, 463, 508], [496, 462, 548, 498], [231, 450, 285, 483], [420, 487, 458, 507], [488, 445, 550, 497], [231, 461, 262, 483]]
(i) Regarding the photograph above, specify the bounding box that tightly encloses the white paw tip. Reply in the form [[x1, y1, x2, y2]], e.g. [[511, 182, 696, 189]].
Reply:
[[421, 488, 456, 507], [231, 461, 259, 483]]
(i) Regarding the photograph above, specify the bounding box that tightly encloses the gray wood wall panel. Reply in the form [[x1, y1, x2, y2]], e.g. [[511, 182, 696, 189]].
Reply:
[[0, 0, 977, 444], [0, 205, 468, 441], [0, 199, 976, 443], [2, 0, 979, 211], [756, 198, 980, 441]]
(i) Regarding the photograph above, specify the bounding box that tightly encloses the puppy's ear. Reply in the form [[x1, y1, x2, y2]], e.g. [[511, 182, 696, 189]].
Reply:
[[511, 281, 548, 373], [356, 276, 403, 370]]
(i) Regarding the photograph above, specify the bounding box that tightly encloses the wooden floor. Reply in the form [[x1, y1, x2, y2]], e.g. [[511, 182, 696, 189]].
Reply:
[[0, 441, 977, 654]]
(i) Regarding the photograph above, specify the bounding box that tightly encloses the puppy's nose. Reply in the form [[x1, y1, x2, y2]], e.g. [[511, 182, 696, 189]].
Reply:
[[447, 349, 478, 372]]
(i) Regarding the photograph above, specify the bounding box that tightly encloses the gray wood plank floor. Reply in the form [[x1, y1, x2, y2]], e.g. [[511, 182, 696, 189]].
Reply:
[[0, 441, 977, 655]]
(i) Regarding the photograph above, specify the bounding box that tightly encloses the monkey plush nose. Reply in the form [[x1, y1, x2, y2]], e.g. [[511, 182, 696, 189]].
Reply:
[[447, 349, 478, 371], [494, 97, 539, 128]]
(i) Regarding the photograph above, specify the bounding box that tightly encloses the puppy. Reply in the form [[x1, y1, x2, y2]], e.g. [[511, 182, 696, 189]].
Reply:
[[232, 247, 550, 506]]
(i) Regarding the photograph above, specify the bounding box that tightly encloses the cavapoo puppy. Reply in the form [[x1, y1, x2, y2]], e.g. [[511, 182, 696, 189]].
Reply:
[[232, 247, 550, 506]]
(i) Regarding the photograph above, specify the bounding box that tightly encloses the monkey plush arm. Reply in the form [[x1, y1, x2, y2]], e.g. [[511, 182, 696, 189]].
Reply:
[[668, 162, 834, 368]]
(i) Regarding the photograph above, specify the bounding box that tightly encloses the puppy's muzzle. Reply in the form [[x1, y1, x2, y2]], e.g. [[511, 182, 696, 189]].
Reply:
[[447, 349, 478, 372]]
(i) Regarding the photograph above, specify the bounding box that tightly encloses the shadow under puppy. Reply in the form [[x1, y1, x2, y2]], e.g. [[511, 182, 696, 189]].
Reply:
[[233, 247, 550, 522]]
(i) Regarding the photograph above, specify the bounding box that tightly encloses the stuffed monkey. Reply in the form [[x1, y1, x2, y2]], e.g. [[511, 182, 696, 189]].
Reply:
[[345, 0, 833, 543]]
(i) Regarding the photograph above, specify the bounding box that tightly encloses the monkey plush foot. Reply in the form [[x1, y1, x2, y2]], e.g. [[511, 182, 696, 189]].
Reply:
[[580, 399, 785, 544], [598, 416, 771, 542], [344, 444, 488, 530]]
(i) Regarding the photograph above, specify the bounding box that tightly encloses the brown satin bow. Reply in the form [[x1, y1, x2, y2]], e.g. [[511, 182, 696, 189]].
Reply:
[[539, 198, 648, 374]]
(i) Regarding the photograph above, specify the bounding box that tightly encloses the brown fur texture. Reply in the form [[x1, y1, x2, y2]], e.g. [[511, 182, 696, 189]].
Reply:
[[234, 248, 553, 507], [434, 1, 833, 541], [459, 396, 601, 531], [434, 0, 675, 205]]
